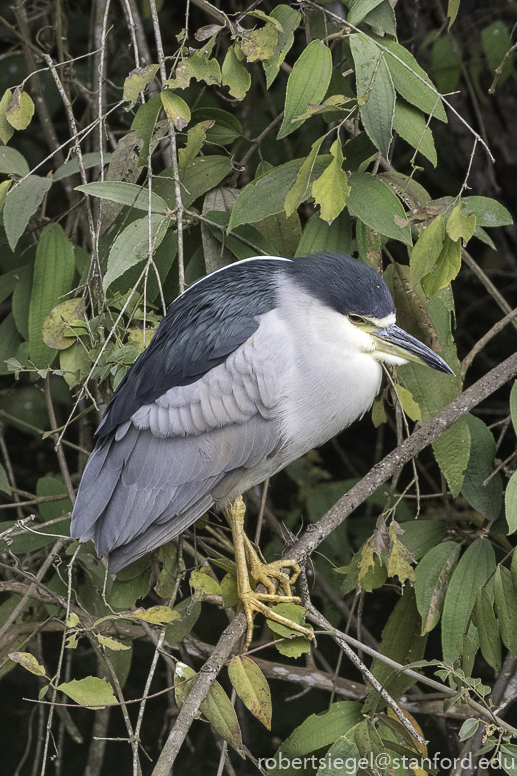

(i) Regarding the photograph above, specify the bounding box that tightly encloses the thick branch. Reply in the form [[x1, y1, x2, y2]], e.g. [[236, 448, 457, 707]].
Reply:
[[291, 351, 517, 565]]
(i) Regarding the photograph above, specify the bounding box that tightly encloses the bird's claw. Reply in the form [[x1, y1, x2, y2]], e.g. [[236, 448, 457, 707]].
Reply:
[[249, 557, 301, 597], [239, 587, 313, 651]]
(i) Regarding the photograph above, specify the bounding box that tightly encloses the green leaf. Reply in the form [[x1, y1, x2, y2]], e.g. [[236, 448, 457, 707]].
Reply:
[[347, 172, 412, 245], [60, 341, 91, 388], [131, 94, 163, 165], [511, 380, 517, 435], [11, 264, 33, 340], [461, 415, 503, 522], [0, 146, 30, 178], [447, 0, 460, 29], [506, 471, 517, 534], [317, 734, 361, 776], [53, 151, 113, 181], [154, 156, 232, 210], [431, 35, 462, 94], [200, 681, 245, 756], [277, 40, 332, 139], [393, 98, 437, 167], [190, 570, 222, 597], [268, 702, 362, 767], [36, 476, 73, 521], [204, 209, 276, 258], [472, 587, 501, 672], [28, 223, 76, 368], [361, 0, 396, 35], [165, 597, 201, 644], [0, 89, 14, 144], [366, 586, 427, 707], [253, 211, 302, 258], [57, 677, 117, 709], [458, 718, 480, 741], [374, 35, 447, 122], [160, 90, 191, 130], [4, 175, 53, 251], [228, 656, 272, 730], [500, 744, 517, 776], [482, 21, 514, 87], [350, 33, 395, 157], [284, 136, 324, 218], [75, 181, 168, 214], [0, 464, 11, 495], [178, 120, 213, 173], [263, 5, 301, 88], [123, 64, 160, 108], [173, 51, 221, 89], [220, 573, 239, 608], [221, 45, 251, 100], [103, 214, 169, 292], [420, 234, 461, 297], [295, 210, 353, 257], [494, 566, 517, 652], [311, 139, 351, 223], [229, 156, 331, 230], [394, 384, 421, 421], [461, 196, 513, 228], [409, 215, 446, 287], [446, 203, 476, 243], [6, 88, 35, 130], [155, 542, 179, 598], [354, 719, 384, 761], [0, 314, 22, 376], [441, 537, 496, 664], [398, 521, 447, 561], [348, 0, 384, 25], [267, 603, 313, 658], [432, 418, 470, 498], [415, 541, 461, 634]]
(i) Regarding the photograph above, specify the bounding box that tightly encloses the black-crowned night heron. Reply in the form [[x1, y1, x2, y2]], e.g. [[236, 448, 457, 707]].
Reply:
[[71, 252, 453, 647]]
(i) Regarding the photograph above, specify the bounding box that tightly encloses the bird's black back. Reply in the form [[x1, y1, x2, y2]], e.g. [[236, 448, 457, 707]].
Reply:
[[97, 259, 285, 437]]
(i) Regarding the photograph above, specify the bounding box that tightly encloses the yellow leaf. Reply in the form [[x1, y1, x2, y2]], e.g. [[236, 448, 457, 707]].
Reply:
[[97, 635, 131, 651], [387, 521, 416, 584], [130, 605, 180, 624], [395, 385, 422, 421], [6, 88, 35, 130], [311, 139, 350, 223], [228, 656, 272, 729], [160, 90, 191, 130], [8, 651, 47, 677]]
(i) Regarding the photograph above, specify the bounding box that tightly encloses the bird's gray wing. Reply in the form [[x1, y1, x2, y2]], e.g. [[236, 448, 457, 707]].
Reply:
[[71, 315, 286, 570]]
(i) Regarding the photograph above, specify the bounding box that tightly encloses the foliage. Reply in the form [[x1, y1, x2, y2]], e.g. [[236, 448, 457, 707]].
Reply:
[[0, 1, 516, 775]]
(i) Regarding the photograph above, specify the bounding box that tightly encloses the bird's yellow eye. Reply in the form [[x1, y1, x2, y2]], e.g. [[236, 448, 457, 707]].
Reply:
[[348, 314, 366, 325]]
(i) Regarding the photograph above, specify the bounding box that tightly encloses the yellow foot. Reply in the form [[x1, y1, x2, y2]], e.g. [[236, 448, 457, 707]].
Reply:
[[225, 495, 313, 650], [240, 588, 314, 651], [248, 556, 301, 598]]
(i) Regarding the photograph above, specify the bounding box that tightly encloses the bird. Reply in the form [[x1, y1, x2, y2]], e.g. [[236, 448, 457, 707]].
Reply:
[[71, 252, 453, 647]]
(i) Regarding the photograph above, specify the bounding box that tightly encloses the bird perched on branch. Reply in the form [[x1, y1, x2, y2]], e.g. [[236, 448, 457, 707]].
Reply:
[[71, 252, 453, 647]]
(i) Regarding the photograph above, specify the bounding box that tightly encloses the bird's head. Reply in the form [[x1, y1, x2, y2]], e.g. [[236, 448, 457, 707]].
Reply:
[[288, 253, 454, 375]]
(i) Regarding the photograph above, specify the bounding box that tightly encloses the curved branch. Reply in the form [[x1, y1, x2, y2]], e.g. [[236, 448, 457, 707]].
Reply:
[[291, 351, 517, 565]]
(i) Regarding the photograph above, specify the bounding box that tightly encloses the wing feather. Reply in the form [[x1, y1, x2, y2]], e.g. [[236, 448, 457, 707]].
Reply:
[[71, 308, 289, 570]]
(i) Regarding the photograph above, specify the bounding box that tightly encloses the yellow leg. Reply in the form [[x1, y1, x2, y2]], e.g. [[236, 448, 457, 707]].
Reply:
[[225, 496, 314, 650]]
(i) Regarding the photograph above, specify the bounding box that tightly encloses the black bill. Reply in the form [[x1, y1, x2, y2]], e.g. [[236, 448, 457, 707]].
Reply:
[[372, 324, 455, 375]]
